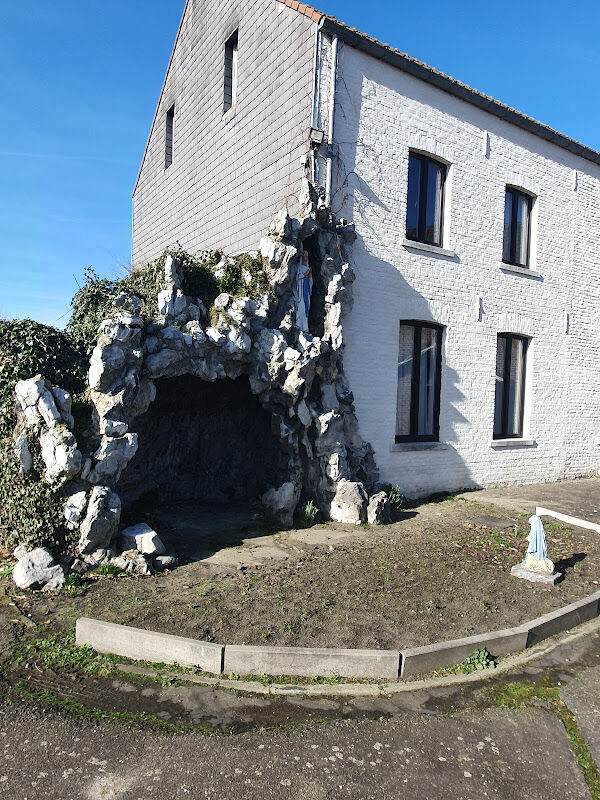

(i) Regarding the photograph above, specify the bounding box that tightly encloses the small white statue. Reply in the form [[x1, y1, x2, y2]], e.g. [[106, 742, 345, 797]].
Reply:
[[523, 515, 555, 573], [511, 515, 559, 583], [294, 250, 312, 332]]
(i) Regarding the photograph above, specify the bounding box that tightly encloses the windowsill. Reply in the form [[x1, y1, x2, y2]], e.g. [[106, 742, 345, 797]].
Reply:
[[402, 239, 456, 258], [490, 438, 536, 448], [391, 442, 448, 452], [500, 262, 542, 279], [222, 105, 237, 123]]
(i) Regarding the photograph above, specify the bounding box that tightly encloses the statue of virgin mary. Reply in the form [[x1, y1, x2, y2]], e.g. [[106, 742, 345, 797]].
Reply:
[[294, 250, 312, 332]]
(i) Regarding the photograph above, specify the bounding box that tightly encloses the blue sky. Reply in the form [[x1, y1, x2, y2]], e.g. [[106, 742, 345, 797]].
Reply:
[[1, 0, 598, 326]]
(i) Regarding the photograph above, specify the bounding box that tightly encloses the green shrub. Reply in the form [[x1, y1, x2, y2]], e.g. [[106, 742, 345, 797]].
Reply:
[[0, 437, 71, 552], [0, 319, 86, 438], [67, 248, 269, 356]]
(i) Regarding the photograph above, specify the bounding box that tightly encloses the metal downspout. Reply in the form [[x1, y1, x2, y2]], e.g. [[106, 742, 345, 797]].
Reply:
[[325, 34, 339, 207]]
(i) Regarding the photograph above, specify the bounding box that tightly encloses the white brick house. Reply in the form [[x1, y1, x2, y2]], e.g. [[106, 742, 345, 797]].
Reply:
[[133, 0, 600, 497]]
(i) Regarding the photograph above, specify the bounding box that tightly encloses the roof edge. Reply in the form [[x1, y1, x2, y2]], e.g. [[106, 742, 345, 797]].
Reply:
[[133, 0, 191, 197], [275, 0, 323, 23], [319, 17, 600, 168]]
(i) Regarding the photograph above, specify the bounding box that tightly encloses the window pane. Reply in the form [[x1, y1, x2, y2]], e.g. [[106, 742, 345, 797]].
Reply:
[[502, 191, 513, 262], [507, 338, 525, 435], [515, 194, 530, 266], [493, 336, 506, 437], [396, 324, 414, 436], [424, 161, 444, 245], [417, 327, 439, 435], [406, 156, 421, 240]]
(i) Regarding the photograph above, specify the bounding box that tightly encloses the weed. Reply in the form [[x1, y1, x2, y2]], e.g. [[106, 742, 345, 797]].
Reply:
[[379, 484, 405, 518], [63, 573, 88, 597], [442, 648, 496, 675], [96, 563, 125, 577], [0, 564, 13, 577], [298, 499, 319, 528]]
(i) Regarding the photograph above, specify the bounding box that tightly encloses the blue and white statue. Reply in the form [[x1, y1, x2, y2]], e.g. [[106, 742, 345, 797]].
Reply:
[[294, 250, 313, 332], [512, 514, 556, 579]]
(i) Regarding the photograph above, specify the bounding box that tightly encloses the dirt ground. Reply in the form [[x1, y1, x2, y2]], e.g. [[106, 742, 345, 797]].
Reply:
[[3, 484, 600, 652]]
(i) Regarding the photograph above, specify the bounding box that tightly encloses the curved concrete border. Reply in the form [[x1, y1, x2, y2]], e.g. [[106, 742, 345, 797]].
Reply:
[[76, 588, 600, 682], [113, 616, 600, 697]]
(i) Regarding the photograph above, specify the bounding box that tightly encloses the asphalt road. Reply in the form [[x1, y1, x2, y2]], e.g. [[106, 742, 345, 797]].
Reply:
[[0, 702, 592, 800]]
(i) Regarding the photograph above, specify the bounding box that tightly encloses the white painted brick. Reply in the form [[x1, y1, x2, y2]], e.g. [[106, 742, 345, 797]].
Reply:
[[326, 40, 600, 496]]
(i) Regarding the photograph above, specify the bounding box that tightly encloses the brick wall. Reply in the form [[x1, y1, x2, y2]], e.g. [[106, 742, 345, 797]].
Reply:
[[132, 0, 317, 265], [326, 39, 600, 496]]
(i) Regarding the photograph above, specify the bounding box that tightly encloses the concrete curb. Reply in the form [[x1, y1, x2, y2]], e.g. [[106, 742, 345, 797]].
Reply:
[[224, 644, 400, 680], [75, 617, 224, 674], [113, 616, 600, 697], [76, 589, 600, 682]]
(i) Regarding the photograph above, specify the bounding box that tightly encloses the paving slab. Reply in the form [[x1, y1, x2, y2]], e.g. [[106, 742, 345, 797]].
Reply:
[[0, 704, 591, 799], [462, 477, 600, 524], [560, 665, 600, 766]]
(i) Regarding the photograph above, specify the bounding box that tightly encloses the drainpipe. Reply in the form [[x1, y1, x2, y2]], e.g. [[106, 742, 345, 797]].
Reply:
[[325, 34, 339, 207]]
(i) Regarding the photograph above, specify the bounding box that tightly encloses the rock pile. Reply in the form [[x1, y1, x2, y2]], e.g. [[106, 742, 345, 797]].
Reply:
[[9, 179, 383, 587]]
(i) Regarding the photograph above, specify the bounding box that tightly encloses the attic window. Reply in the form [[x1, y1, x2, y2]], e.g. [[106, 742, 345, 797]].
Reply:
[[223, 30, 238, 113], [165, 105, 175, 169]]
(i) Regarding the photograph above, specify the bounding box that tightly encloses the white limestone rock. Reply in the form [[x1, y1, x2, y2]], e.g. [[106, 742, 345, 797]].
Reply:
[[37, 388, 62, 428], [329, 480, 368, 525], [88, 340, 127, 391], [14, 433, 32, 474], [367, 492, 390, 525], [64, 490, 88, 530], [42, 566, 65, 592], [15, 376, 45, 410], [111, 551, 152, 576], [120, 523, 166, 556], [261, 481, 299, 527], [153, 554, 179, 572], [13, 548, 62, 590], [51, 387, 74, 428], [87, 434, 138, 485], [39, 426, 82, 483], [78, 486, 121, 555]]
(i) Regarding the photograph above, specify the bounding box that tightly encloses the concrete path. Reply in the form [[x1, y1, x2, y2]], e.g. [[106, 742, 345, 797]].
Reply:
[[2, 621, 600, 799], [463, 477, 600, 523], [0, 704, 591, 800], [561, 666, 600, 765]]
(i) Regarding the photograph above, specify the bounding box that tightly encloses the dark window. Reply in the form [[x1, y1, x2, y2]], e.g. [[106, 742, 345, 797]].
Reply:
[[223, 30, 238, 113], [502, 187, 532, 267], [493, 334, 528, 439], [406, 153, 446, 246], [164, 105, 174, 169], [396, 321, 443, 442]]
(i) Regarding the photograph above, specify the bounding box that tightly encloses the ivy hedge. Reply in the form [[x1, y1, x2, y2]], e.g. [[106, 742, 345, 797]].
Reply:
[[68, 248, 268, 355], [0, 247, 269, 552]]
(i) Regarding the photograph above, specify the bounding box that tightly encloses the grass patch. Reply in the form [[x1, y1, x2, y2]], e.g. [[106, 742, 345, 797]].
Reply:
[[13, 630, 128, 676], [488, 680, 600, 799], [225, 671, 363, 686]]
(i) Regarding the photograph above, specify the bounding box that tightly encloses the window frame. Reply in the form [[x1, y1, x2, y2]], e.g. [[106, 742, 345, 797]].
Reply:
[[493, 333, 528, 440], [164, 104, 175, 170], [395, 320, 443, 444], [405, 152, 447, 248], [502, 187, 533, 268], [223, 29, 239, 114]]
